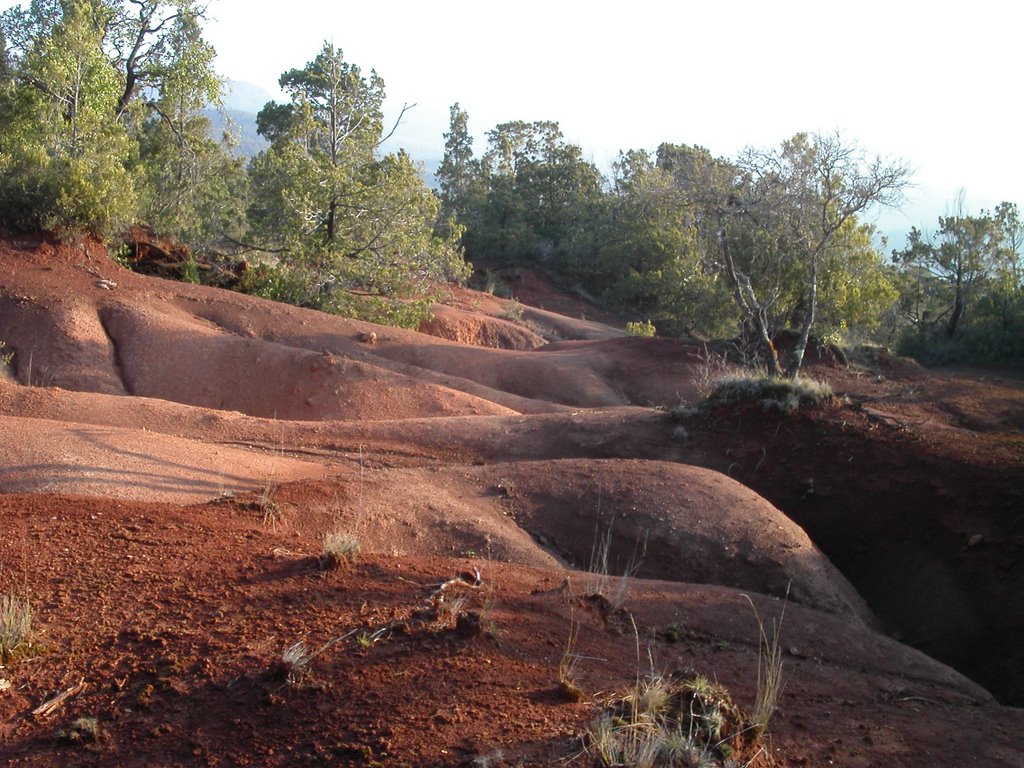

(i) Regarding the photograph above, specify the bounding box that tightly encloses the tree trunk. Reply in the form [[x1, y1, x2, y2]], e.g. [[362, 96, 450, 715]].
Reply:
[[946, 281, 964, 338], [787, 256, 818, 378], [755, 316, 782, 378], [719, 218, 782, 377], [326, 199, 336, 243]]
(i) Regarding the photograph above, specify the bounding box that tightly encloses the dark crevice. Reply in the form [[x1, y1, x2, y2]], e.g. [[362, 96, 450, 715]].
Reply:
[[97, 308, 134, 396]]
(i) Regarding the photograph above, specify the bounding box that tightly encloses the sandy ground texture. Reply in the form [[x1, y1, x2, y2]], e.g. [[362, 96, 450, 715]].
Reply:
[[1, 235, 1023, 766]]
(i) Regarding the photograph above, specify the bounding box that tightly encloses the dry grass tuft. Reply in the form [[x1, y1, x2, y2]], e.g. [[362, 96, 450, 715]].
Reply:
[[0, 593, 33, 662], [320, 532, 360, 570], [558, 601, 585, 702], [744, 593, 787, 737], [585, 520, 646, 612], [273, 639, 315, 687], [705, 374, 833, 414], [586, 674, 756, 767]]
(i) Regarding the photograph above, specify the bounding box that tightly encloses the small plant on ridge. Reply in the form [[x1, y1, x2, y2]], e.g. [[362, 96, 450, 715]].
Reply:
[[704, 373, 833, 415], [320, 532, 360, 570]]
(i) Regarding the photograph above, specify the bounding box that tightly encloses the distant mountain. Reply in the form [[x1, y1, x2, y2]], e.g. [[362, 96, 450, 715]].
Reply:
[[222, 80, 277, 115], [204, 107, 267, 158], [196, 81, 274, 158]]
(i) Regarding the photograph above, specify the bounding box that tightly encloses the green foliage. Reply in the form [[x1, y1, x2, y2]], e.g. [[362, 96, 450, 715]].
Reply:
[[0, 0, 136, 234], [454, 117, 604, 268], [238, 260, 434, 330], [893, 200, 1024, 364], [247, 43, 469, 323], [705, 133, 908, 376], [322, 291, 433, 330], [593, 148, 735, 337], [0, 0, 239, 243], [625, 320, 656, 337], [131, 6, 247, 248], [239, 261, 319, 307], [435, 102, 484, 238]]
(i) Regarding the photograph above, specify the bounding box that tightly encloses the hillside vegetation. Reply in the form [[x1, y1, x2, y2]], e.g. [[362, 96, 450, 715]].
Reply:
[[1, 2, 1022, 366]]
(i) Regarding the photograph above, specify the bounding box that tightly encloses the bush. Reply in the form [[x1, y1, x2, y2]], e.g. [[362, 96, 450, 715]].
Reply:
[[586, 674, 753, 767], [705, 374, 833, 414], [626, 320, 656, 338], [897, 323, 1024, 367]]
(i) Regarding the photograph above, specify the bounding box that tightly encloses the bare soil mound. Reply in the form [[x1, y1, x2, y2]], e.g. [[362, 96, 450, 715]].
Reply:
[[1, 236, 1023, 764], [419, 303, 546, 349], [262, 459, 874, 626]]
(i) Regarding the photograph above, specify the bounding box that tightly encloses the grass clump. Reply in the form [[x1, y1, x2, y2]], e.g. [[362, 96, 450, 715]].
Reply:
[[585, 520, 646, 612], [0, 593, 33, 662], [62, 716, 102, 745], [320, 532, 360, 570], [586, 674, 755, 767], [273, 639, 315, 687], [704, 374, 833, 415], [558, 602, 585, 702], [744, 594, 787, 737], [0, 340, 14, 377]]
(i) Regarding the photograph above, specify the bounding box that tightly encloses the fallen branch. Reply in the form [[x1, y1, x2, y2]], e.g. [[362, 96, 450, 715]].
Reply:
[[33, 679, 87, 718], [427, 567, 483, 602]]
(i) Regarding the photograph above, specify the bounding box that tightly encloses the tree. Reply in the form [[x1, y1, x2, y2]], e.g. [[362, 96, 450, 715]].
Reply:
[[895, 197, 1007, 338], [711, 133, 908, 377], [592, 149, 732, 335], [131, 5, 246, 247], [0, 0, 232, 238], [0, 0, 135, 232], [466, 120, 603, 267], [893, 198, 1024, 360], [247, 42, 468, 320], [435, 102, 483, 235]]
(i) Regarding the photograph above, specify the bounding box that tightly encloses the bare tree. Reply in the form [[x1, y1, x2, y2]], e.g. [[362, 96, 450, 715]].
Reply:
[[718, 133, 909, 377]]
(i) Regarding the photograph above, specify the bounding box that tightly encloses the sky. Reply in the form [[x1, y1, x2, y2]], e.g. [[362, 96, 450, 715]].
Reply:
[[3, 0, 1022, 241], [201, 0, 1022, 242]]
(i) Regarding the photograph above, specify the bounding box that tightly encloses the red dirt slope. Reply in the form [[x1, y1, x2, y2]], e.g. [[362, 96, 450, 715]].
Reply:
[[1, 235, 1023, 766]]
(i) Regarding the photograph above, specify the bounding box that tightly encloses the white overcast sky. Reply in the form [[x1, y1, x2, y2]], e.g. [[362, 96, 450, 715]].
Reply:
[[3, 0, 1021, 237], [209, 0, 1023, 237]]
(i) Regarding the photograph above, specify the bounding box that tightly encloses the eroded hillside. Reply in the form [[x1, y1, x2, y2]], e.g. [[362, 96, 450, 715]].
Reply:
[[1, 236, 1023, 766]]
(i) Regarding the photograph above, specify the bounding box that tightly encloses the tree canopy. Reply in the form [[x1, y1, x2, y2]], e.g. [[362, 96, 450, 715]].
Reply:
[[1, 6, 1021, 353], [0, 0, 234, 237], [245, 42, 468, 323], [438, 114, 914, 373]]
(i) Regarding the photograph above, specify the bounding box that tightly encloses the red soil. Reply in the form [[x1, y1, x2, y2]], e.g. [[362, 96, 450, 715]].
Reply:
[[1, 236, 1022, 766]]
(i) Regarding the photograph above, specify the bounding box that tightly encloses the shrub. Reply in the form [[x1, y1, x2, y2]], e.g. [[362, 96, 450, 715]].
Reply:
[[480, 270, 513, 298], [704, 374, 833, 415], [626, 320, 656, 338], [320, 532, 360, 570], [499, 299, 524, 323], [586, 674, 753, 767]]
